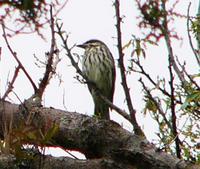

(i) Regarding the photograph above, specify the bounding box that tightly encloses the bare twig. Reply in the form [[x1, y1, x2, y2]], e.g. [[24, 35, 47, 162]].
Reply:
[[0, 47, 1, 60], [1, 23, 37, 93], [161, 1, 186, 85], [114, 0, 144, 136], [2, 66, 20, 100], [168, 57, 181, 159], [99, 94, 132, 122], [196, 0, 200, 65], [187, 2, 200, 66], [37, 6, 59, 98], [56, 28, 84, 78], [133, 59, 172, 98]]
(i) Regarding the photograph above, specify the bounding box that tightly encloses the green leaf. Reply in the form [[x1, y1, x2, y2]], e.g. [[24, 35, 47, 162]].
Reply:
[[186, 90, 200, 102], [144, 96, 158, 114], [26, 132, 37, 140], [122, 40, 132, 51], [181, 90, 200, 109], [43, 124, 59, 144]]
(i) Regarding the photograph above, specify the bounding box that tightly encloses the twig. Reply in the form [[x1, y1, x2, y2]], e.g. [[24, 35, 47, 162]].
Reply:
[[187, 2, 200, 66], [114, 0, 144, 136], [0, 47, 1, 60], [196, 0, 200, 65], [37, 6, 58, 98], [168, 57, 181, 159], [99, 94, 132, 122], [2, 66, 20, 100], [56, 23, 86, 79], [65, 150, 79, 160], [175, 56, 200, 90], [161, 1, 186, 85], [139, 78, 172, 129], [1, 23, 37, 93], [133, 59, 172, 98]]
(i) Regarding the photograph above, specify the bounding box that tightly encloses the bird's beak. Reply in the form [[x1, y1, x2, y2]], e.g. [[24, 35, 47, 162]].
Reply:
[[77, 44, 86, 48]]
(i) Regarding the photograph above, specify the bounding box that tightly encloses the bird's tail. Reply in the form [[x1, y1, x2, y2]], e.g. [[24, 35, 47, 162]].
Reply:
[[94, 97, 110, 120]]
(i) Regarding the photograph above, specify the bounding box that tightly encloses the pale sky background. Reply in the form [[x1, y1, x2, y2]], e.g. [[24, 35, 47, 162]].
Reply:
[[0, 0, 199, 157]]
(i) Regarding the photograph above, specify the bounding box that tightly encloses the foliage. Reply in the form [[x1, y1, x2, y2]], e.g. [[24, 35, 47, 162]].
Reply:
[[132, 0, 200, 162], [135, 0, 184, 41], [191, 15, 200, 38], [0, 117, 59, 162], [0, 0, 68, 37]]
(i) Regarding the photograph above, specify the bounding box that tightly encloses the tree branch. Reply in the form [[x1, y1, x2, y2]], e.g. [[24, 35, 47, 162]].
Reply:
[[133, 59, 172, 98], [37, 6, 59, 99], [168, 57, 181, 159], [139, 78, 172, 130], [0, 100, 196, 169], [114, 0, 144, 136], [196, 0, 200, 65], [161, 1, 186, 85], [1, 23, 38, 93], [0, 153, 136, 169], [2, 66, 20, 100], [187, 2, 200, 66]]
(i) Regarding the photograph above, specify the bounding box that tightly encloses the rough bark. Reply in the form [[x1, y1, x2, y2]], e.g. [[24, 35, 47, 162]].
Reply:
[[0, 154, 137, 169], [0, 100, 198, 169]]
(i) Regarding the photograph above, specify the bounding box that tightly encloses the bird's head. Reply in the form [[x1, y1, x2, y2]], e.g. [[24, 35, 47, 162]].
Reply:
[[77, 39, 106, 49]]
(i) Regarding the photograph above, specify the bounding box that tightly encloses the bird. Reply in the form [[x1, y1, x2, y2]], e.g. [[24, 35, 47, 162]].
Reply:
[[77, 39, 116, 120]]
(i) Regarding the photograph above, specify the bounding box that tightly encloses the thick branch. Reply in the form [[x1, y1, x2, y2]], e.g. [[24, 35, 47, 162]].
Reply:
[[0, 100, 196, 169], [0, 154, 135, 169]]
